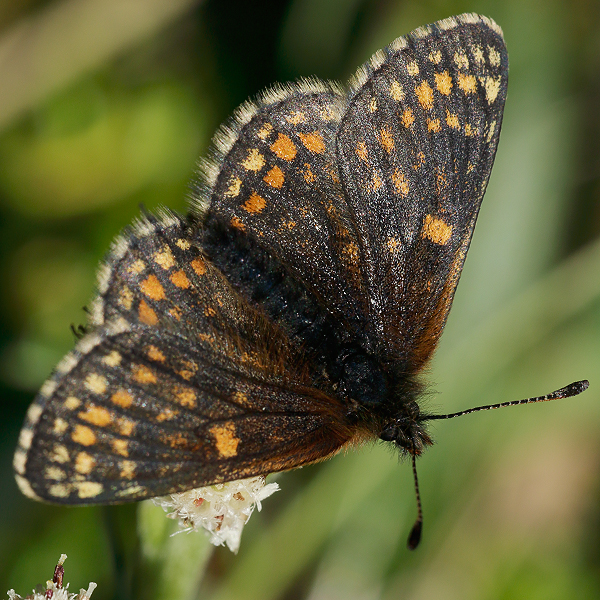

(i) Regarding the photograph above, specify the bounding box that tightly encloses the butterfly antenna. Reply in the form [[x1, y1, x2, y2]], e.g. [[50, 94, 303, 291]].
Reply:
[[424, 380, 589, 421], [407, 452, 423, 550]]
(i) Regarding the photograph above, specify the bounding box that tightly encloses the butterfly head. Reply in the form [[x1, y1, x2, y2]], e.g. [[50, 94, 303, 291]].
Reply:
[[378, 401, 433, 456]]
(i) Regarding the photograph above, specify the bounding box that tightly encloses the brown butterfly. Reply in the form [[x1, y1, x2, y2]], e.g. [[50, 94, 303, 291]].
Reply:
[[14, 13, 587, 549]]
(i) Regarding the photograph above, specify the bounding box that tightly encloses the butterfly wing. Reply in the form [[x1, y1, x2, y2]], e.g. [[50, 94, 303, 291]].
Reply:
[[196, 15, 507, 368], [335, 14, 508, 368], [14, 216, 353, 504]]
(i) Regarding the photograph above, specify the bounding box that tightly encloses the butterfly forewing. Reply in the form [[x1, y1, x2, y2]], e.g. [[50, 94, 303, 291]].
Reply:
[[15, 219, 352, 504], [336, 15, 507, 367]]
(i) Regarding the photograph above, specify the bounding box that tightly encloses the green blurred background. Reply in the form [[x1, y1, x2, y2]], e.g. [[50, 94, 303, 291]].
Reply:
[[1, 0, 600, 599]]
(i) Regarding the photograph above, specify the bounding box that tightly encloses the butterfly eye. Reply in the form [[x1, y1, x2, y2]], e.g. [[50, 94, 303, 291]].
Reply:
[[379, 426, 397, 442]]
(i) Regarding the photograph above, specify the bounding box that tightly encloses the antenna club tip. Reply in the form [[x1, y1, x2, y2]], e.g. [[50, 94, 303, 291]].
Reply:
[[407, 521, 422, 550], [563, 380, 589, 397]]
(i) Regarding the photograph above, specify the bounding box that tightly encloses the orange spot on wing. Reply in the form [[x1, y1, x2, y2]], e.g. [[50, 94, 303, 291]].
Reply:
[[233, 391, 251, 407], [116, 418, 135, 437], [406, 61, 419, 76], [102, 351, 121, 367], [75, 452, 95, 474], [153, 246, 175, 270], [190, 257, 206, 276], [132, 364, 157, 384], [119, 286, 133, 310], [422, 214, 453, 245], [342, 241, 359, 264], [210, 422, 240, 457], [177, 360, 197, 380], [111, 389, 133, 408], [446, 111, 460, 129], [391, 170, 409, 196], [413, 151, 425, 170], [64, 396, 81, 410], [139, 299, 158, 325], [241, 149, 265, 171], [263, 165, 285, 189], [111, 439, 129, 456], [480, 75, 502, 104], [429, 50, 442, 64], [401, 108, 415, 128], [140, 275, 166, 301], [146, 345, 166, 362], [303, 163, 316, 184], [464, 124, 477, 137], [155, 408, 178, 422], [372, 173, 383, 191], [298, 131, 325, 154], [270, 133, 297, 160], [174, 386, 196, 408], [379, 128, 394, 153], [72, 425, 96, 447], [230, 216, 246, 231], [85, 373, 107, 394], [79, 406, 112, 427], [415, 81, 434, 109], [427, 118, 441, 132], [242, 192, 267, 214], [390, 80, 404, 101], [127, 259, 145, 274], [454, 50, 469, 70], [387, 237, 402, 252], [224, 177, 242, 198], [434, 71, 452, 95], [356, 141, 368, 161], [488, 45, 501, 67], [458, 73, 477, 94], [120, 460, 136, 479], [170, 269, 190, 289], [257, 122, 273, 140]]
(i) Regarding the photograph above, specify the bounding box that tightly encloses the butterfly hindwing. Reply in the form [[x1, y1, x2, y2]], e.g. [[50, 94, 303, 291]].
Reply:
[[336, 14, 508, 367], [14, 218, 353, 504]]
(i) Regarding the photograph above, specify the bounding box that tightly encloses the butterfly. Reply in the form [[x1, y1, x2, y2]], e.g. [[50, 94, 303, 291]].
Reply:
[[13, 13, 588, 549]]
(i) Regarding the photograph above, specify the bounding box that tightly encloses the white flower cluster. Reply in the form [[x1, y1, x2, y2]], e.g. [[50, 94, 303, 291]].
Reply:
[[7, 555, 96, 600], [153, 476, 280, 553]]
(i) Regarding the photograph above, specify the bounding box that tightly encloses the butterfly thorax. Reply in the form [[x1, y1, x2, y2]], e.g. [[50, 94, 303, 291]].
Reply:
[[336, 350, 432, 455]]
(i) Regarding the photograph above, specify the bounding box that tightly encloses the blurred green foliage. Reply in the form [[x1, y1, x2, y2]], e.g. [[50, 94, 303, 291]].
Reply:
[[1, 1, 599, 599]]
